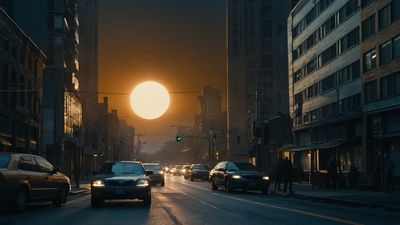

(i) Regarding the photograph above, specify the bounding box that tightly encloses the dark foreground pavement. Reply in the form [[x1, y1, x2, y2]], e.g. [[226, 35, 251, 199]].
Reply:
[[0, 175, 399, 225]]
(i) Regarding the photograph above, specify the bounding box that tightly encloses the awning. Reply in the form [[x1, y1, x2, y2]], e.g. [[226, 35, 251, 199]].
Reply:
[[0, 137, 12, 147], [280, 141, 345, 152]]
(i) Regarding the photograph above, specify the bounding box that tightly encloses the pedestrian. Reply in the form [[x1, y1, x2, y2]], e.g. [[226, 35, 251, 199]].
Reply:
[[73, 163, 81, 188], [283, 157, 294, 194], [273, 157, 284, 192], [327, 155, 339, 190], [384, 157, 394, 192]]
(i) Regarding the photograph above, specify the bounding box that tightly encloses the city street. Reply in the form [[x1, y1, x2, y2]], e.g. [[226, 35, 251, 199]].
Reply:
[[1, 174, 399, 225]]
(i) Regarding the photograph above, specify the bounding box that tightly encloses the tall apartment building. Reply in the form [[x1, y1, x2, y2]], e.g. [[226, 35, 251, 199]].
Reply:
[[227, 0, 292, 168], [287, 0, 362, 173], [1, 0, 83, 176], [360, 0, 400, 187], [0, 8, 46, 153]]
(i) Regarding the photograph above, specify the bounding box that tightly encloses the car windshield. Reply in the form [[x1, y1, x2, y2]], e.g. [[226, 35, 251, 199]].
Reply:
[[143, 164, 161, 171], [193, 164, 209, 170], [228, 162, 257, 171], [98, 162, 145, 175], [0, 155, 11, 168]]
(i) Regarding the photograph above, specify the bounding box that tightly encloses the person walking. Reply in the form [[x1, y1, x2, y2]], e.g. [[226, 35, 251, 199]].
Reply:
[[283, 157, 294, 194], [73, 163, 81, 188], [273, 157, 284, 192], [327, 155, 338, 190]]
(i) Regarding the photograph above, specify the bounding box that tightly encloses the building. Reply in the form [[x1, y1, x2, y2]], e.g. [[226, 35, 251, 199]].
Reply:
[[1, 0, 83, 177], [118, 120, 135, 160], [287, 0, 362, 175], [195, 86, 227, 164], [0, 8, 46, 153], [226, 0, 293, 169], [360, 0, 400, 188]]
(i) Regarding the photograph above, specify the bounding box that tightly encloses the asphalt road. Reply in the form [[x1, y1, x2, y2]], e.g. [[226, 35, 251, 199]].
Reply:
[[1, 174, 399, 225]]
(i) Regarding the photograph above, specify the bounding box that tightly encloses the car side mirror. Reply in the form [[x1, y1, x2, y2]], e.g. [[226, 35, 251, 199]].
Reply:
[[145, 171, 154, 176], [92, 170, 98, 175]]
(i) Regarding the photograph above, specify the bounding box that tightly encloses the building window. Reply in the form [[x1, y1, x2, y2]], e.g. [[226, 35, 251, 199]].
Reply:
[[381, 73, 400, 98], [322, 74, 335, 92], [365, 80, 377, 103], [306, 58, 317, 75], [363, 48, 377, 72], [321, 15, 336, 38], [394, 0, 400, 22], [362, 15, 375, 40], [361, 0, 374, 8], [340, 27, 359, 54], [393, 35, 400, 59], [378, 4, 391, 30], [320, 44, 337, 65], [380, 40, 392, 65]]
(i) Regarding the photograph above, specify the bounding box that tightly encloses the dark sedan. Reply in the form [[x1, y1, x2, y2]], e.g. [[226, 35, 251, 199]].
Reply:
[[209, 161, 270, 194], [91, 161, 153, 207], [143, 163, 165, 186], [0, 153, 71, 212], [188, 164, 209, 181]]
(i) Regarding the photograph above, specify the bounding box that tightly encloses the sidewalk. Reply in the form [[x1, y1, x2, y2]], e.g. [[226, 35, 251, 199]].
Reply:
[[272, 182, 400, 211], [69, 181, 91, 195]]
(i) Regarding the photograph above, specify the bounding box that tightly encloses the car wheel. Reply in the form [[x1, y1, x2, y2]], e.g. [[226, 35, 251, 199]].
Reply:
[[224, 179, 232, 193], [53, 186, 68, 207], [91, 197, 104, 207], [210, 178, 217, 190], [15, 189, 28, 212], [190, 176, 194, 181]]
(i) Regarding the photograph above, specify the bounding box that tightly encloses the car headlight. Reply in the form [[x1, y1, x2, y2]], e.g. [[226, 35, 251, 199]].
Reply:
[[262, 176, 270, 181], [182, 169, 186, 173], [159, 171, 164, 175], [232, 175, 242, 179], [137, 179, 149, 187], [92, 180, 105, 187]]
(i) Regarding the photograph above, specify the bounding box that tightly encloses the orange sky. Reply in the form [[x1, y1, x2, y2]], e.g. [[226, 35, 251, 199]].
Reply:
[[98, 0, 226, 153]]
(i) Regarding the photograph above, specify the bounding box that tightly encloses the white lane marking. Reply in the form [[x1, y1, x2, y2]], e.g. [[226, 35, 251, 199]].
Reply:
[[168, 177, 363, 225], [66, 194, 90, 205]]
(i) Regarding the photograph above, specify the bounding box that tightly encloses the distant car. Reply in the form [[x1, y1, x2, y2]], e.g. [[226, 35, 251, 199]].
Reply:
[[172, 165, 183, 176], [91, 161, 153, 207], [182, 165, 191, 179], [209, 161, 271, 194], [0, 153, 71, 212], [143, 163, 165, 186], [188, 164, 210, 181]]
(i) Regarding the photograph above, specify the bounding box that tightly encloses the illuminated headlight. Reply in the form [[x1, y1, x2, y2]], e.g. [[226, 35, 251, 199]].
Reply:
[[136, 179, 149, 187], [182, 169, 186, 173], [159, 171, 164, 175], [262, 176, 270, 181], [232, 175, 242, 179], [92, 180, 105, 187]]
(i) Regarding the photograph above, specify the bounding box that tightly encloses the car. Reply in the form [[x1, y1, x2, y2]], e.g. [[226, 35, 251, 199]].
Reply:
[[142, 163, 165, 186], [209, 161, 271, 194], [171, 165, 183, 176], [182, 165, 191, 179], [91, 161, 153, 207], [0, 153, 71, 212], [188, 164, 210, 181]]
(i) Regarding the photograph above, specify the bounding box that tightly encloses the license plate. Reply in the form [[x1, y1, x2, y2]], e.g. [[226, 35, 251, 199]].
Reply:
[[115, 189, 124, 194]]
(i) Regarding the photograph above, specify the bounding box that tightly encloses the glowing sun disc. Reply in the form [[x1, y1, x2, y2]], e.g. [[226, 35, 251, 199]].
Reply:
[[130, 81, 170, 120]]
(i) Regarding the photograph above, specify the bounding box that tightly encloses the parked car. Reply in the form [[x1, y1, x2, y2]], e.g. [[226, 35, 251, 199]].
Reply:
[[91, 161, 153, 207], [142, 163, 165, 186], [209, 161, 270, 194], [0, 153, 71, 212], [188, 164, 210, 181]]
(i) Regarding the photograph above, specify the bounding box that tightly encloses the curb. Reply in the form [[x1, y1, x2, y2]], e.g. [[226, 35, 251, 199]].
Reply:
[[285, 193, 400, 212]]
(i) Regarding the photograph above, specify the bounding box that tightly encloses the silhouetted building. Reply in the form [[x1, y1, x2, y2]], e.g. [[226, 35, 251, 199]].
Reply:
[[1, 0, 83, 177], [118, 120, 135, 160], [360, 0, 400, 187], [287, 0, 361, 174], [0, 8, 46, 153], [227, 0, 293, 169]]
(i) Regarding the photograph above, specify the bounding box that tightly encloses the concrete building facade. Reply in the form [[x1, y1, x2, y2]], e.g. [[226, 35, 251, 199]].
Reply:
[[287, 0, 362, 175], [0, 8, 46, 153]]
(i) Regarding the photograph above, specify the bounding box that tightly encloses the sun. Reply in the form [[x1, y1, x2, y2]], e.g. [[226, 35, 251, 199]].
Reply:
[[130, 81, 170, 120]]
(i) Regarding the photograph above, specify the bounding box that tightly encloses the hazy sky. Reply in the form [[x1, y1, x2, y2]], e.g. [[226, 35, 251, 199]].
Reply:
[[98, 0, 226, 153]]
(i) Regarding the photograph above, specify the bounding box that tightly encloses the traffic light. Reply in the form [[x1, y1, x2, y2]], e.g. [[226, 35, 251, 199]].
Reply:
[[176, 135, 183, 142]]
